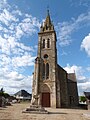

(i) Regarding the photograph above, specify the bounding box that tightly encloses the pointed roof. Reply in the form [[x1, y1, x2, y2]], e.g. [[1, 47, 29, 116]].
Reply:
[[40, 10, 54, 32], [14, 90, 31, 97], [44, 9, 52, 27]]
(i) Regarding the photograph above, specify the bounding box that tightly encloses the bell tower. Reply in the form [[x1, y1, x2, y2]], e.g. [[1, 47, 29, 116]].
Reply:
[[30, 10, 79, 110], [32, 10, 57, 108]]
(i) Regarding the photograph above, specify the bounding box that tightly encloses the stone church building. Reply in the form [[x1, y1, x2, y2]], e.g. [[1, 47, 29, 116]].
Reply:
[[31, 10, 79, 108]]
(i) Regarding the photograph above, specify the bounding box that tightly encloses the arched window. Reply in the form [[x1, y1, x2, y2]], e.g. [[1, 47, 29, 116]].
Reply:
[[42, 39, 45, 48], [42, 63, 45, 79], [46, 63, 49, 79], [47, 39, 50, 48], [42, 62, 49, 80]]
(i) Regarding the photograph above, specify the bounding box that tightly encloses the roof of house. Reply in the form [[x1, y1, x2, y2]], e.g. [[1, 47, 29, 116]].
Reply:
[[14, 90, 31, 97], [84, 92, 90, 99]]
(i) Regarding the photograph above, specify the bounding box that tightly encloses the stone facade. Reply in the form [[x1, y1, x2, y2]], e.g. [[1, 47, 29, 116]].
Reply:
[[31, 10, 79, 108], [67, 73, 79, 107]]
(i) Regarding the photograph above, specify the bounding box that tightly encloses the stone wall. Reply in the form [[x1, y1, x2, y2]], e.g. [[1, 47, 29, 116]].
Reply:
[[67, 79, 79, 106], [57, 65, 69, 108]]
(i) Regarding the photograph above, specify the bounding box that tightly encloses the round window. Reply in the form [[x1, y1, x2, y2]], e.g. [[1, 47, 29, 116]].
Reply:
[[44, 54, 48, 59]]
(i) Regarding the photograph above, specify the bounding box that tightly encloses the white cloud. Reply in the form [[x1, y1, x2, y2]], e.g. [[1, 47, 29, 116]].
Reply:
[[0, 6, 39, 56], [56, 12, 90, 46], [0, 0, 9, 10], [81, 33, 90, 56], [0, 0, 40, 94], [0, 0, 39, 56], [12, 55, 36, 67], [56, 22, 72, 46], [69, 0, 90, 8], [0, 9, 18, 25], [15, 15, 40, 39], [78, 81, 90, 90], [78, 80, 90, 95], [86, 67, 90, 71], [0, 70, 33, 94]]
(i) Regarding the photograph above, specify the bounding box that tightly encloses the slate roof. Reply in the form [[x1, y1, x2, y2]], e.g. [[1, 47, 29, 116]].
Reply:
[[84, 92, 90, 100], [14, 90, 31, 97]]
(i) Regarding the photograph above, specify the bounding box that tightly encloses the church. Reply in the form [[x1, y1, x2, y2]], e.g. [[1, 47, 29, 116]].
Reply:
[[31, 10, 79, 108]]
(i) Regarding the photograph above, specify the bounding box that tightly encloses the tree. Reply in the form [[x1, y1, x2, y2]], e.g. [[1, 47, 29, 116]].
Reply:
[[0, 88, 4, 93], [80, 96, 86, 102], [0, 88, 4, 96], [0, 88, 10, 98]]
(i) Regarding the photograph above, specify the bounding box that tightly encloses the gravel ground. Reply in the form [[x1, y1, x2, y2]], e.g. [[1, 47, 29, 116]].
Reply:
[[0, 103, 90, 120]]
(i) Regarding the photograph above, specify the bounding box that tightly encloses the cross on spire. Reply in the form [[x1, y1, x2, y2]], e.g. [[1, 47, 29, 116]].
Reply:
[[47, 6, 50, 16]]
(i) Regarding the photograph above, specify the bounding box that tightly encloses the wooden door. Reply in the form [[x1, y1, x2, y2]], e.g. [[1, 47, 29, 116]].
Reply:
[[42, 92, 50, 107]]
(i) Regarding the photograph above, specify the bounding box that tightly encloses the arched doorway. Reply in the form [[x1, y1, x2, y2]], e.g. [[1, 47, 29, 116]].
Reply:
[[41, 84, 50, 107]]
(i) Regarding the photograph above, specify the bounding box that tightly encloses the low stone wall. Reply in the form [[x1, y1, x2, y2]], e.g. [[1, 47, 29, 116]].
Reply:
[[78, 104, 88, 110]]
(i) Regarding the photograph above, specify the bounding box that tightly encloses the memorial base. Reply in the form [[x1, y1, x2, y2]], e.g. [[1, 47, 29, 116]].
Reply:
[[22, 105, 49, 114]]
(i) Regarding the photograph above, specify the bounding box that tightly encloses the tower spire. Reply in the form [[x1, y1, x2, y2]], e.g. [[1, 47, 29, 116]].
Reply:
[[40, 9, 54, 32]]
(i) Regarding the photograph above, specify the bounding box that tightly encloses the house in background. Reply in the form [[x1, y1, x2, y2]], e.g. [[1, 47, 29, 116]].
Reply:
[[14, 90, 32, 101], [84, 92, 90, 110]]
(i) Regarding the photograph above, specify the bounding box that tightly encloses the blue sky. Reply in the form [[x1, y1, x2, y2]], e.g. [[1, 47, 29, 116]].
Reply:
[[0, 0, 90, 95]]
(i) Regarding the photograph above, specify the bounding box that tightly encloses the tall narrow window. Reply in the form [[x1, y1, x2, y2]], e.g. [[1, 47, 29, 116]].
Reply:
[[42, 39, 45, 48], [46, 63, 49, 79], [42, 62, 49, 80], [47, 39, 50, 48], [42, 63, 45, 79]]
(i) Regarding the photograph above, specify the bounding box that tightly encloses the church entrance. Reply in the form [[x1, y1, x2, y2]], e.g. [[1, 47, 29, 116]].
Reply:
[[41, 84, 50, 107], [42, 92, 50, 107]]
